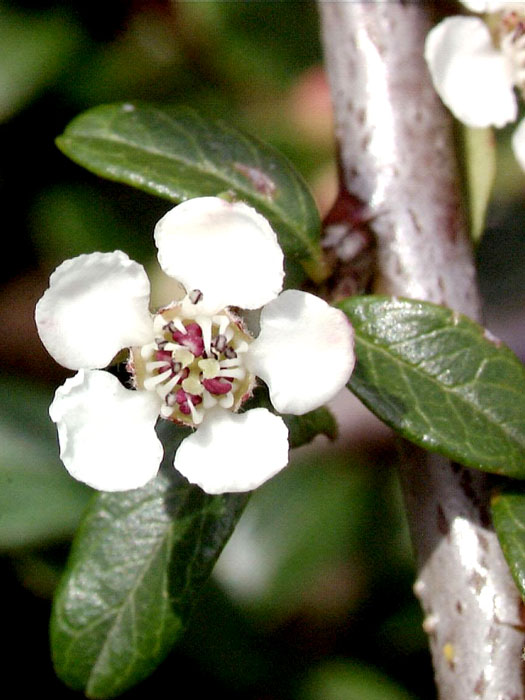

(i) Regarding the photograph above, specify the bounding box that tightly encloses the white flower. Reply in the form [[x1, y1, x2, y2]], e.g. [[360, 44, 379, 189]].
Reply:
[[36, 197, 355, 495], [424, 2, 525, 169]]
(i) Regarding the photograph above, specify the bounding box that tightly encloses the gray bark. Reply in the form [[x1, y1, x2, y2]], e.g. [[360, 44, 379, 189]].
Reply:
[[318, 2, 525, 698]]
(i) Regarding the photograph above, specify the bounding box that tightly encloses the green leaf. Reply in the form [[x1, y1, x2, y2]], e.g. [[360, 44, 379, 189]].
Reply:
[[56, 103, 324, 273], [491, 487, 525, 600], [51, 426, 248, 699], [340, 296, 525, 477], [0, 375, 89, 549]]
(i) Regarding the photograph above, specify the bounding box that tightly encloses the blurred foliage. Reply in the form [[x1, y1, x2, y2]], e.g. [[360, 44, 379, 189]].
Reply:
[[2, 0, 524, 698], [0, 374, 90, 549], [300, 660, 417, 700]]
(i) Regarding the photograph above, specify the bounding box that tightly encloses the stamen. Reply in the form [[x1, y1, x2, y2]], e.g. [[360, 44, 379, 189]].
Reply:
[[217, 368, 245, 380], [137, 304, 255, 428], [153, 315, 166, 334], [146, 360, 173, 372], [187, 399, 203, 425], [140, 342, 157, 359], [171, 317, 187, 333], [144, 368, 172, 391], [158, 373, 183, 398], [214, 334, 227, 353], [219, 393, 234, 409], [214, 315, 230, 337], [160, 403, 175, 419], [189, 289, 203, 304], [196, 315, 212, 355], [202, 390, 218, 408], [219, 358, 241, 369]]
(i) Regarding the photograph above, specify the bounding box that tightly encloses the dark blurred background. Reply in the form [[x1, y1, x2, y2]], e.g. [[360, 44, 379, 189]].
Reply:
[[1, 1, 524, 698]]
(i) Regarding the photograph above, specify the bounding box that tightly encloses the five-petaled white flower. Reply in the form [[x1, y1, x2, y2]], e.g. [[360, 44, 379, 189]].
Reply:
[[35, 197, 355, 495], [424, 1, 525, 170]]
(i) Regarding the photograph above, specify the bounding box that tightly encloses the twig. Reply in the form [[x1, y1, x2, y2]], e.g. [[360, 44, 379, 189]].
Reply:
[[318, 2, 525, 697]]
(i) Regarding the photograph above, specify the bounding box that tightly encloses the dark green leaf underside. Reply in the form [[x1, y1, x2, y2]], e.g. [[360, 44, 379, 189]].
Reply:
[[51, 464, 248, 698], [56, 103, 321, 265], [492, 488, 525, 600], [340, 296, 525, 477]]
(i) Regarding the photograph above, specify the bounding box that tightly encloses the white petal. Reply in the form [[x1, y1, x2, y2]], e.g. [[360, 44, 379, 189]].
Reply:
[[245, 290, 355, 415], [35, 251, 154, 370], [424, 17, 517, 128], [460, 0, 507, 11], [174, 407, 289, 494], [511, 117, 525, 170], [50, 370, 163, 491], [154, 197, 284, 314]]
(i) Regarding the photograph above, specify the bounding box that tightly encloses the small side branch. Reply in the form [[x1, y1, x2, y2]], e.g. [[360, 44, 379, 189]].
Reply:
[[318, 2, 524, 698]]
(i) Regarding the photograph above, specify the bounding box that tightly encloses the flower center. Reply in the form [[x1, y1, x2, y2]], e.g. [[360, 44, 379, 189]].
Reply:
[[131, 297, 255, 427], [498, 7, 525, 91]]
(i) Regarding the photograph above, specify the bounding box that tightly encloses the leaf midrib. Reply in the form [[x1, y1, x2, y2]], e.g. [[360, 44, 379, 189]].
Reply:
[[60, 491, 186, 695], [85, 529, 175, 697]]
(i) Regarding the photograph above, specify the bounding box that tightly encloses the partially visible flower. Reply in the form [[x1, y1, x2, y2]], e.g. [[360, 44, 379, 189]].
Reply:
[[36, 197, 355, 495], [424, 1, 525, 169]]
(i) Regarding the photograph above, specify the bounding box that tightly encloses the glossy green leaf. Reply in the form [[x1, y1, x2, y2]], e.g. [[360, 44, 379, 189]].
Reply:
[[56, 103, 323, 271], [340, 296, 525, 477], [50, 378, 339, 697], [51, 428, 249, 698], [491, 487, 525, 599]]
